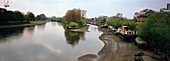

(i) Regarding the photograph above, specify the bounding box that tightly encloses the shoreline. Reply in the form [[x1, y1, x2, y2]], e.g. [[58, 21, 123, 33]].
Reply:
[[68, 25, 90, 32], [0, 21, 47, 28], [78, 27, 161, 61]]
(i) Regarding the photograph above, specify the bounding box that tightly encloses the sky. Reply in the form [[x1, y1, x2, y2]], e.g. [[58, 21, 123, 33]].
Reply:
[[0, 0, 170, 19]]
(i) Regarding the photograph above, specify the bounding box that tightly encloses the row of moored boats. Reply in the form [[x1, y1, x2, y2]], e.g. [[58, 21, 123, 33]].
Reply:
[[100, 24, 147, 47]]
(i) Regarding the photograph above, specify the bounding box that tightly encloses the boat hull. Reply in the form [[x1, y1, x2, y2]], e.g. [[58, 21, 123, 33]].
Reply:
[[119, 33, 137, 41]]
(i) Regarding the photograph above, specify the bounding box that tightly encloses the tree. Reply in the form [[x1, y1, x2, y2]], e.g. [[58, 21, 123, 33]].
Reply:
[[14, 11, 24, 21], [50, 16, 57, 21], [7, 10, 17, 21], [0, 8, 7, 22], [80, 17, 86, 27], [65, 8, 81, 24], [106, 18, 122, 29], [138, 12, 170, 52], [25, 11, 35, 21], [65, 8, 87, 27], [102, 18, 106, 23], [80, 10, 87, 17], [36, 14, 46, 20]]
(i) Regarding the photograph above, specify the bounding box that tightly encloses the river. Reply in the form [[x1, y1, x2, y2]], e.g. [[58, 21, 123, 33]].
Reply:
[[0, 22, 104, 61]]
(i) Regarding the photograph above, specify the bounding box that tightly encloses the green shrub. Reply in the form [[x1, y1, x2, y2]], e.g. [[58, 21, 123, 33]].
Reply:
[[69, 22, 78, 27], [138, 12, 170, 51], [106, 18, 135, 29], [80, 19, 86, 27]]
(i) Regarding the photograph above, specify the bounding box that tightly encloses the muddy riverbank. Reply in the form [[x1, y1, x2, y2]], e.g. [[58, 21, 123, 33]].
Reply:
[[78, 28, 161, 61]]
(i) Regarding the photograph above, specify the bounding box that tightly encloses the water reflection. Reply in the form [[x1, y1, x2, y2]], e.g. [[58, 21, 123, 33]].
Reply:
[[0, 27, 24, 43], [35, 24, 46, 30], [0, 26, 36, 44], [0, 22, 104, 61], [64, 31, 85, 47]]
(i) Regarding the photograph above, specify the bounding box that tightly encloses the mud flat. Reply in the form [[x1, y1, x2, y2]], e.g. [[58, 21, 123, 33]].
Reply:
[[78, 28, 161, 61]]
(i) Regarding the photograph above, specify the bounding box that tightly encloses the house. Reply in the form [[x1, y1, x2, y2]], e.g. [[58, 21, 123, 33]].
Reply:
[[160, 3, 170, 12], [98, 16, 108, 21], [136, 17, 147, 25], [134, 9, 155, 25]]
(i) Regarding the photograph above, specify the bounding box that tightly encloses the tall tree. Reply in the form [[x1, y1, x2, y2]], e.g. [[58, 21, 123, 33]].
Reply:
[[65, 8, 87, 27], [25, 11, 35, 21], [14, 11, 24, 21], [7, 10, 17, 21], [36, 14, 46, 20], [0, 8, 9, 22]]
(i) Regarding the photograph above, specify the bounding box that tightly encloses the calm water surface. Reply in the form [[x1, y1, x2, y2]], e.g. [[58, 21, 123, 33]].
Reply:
[[0, 22, 104, 61]]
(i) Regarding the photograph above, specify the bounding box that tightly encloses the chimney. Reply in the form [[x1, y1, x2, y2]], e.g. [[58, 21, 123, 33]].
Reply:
[[167, 3, 170, 10]]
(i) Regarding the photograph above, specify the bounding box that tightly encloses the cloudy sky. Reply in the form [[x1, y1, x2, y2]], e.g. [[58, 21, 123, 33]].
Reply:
[[0, 0, 170, 18]]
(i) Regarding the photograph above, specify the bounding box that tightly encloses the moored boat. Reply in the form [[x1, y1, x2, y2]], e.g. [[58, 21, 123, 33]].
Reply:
[[108, 26, 119, 35], [119, 26, 137, 41], [100, 24, 108, 28], [135, 37, 147, 47]]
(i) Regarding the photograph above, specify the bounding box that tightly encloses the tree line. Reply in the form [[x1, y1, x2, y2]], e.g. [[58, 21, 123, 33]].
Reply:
[[0, 8, 46, 23], [106, 18, 136, 29]]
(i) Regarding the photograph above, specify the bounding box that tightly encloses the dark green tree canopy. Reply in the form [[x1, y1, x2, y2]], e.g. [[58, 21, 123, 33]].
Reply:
[[14, 11, 24, 21], [25, 11, 35, 21], [36, 14, 46, 20], [138, 12, 170, 51]]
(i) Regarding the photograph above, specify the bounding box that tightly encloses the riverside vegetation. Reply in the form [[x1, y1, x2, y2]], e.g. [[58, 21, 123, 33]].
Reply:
[[0, 8, 47, 25], [138, 12, 170, 54]]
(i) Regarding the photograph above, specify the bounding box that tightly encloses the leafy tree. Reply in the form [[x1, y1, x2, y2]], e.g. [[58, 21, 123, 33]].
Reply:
[[7, 11, 17, 21], [65, 8, 81, 24], [0, 8, 8, 22], [50, 16, 57, 21], [80, 18, 86, 27], [25, 11, 35, 21], [14, 11, 24, 21], [106, 18, 136, 29], [122, 19, 136, 30], [106, 18, 122, 29], [65, 8, 87, 27], [138, 12, 170, 52], [36, 14, 46, 20], [102, 18, 106, 23]]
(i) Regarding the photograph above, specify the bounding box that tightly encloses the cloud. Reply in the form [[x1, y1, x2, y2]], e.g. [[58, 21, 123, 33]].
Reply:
[[33, 40, 62, 55], [0, 0, 169, 18]]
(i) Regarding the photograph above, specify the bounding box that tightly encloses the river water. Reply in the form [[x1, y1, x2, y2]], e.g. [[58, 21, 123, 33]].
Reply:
[[0, 22, 104, 61]]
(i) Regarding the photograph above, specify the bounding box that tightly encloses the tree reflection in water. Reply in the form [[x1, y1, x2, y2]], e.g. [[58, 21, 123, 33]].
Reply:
[[64, 30, 85, 47], [0, 27, 24, 43], [0, 26, 35, 44]]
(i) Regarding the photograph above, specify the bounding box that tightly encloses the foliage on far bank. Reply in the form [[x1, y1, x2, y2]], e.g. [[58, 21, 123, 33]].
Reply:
[[137, 12, 170, 52], [106, 18, 136, 29], [64, 8, 87, 27], [0, 8, 46, 25], [50, 16, 65, 23]]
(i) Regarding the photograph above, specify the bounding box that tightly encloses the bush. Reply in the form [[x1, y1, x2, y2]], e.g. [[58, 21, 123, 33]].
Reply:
[[69, 22, 78, 27], [106, 18, 135, 29], [138, 12, 170, 51], [80, 19, 86, 27], [106, 18, 122, 29]]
